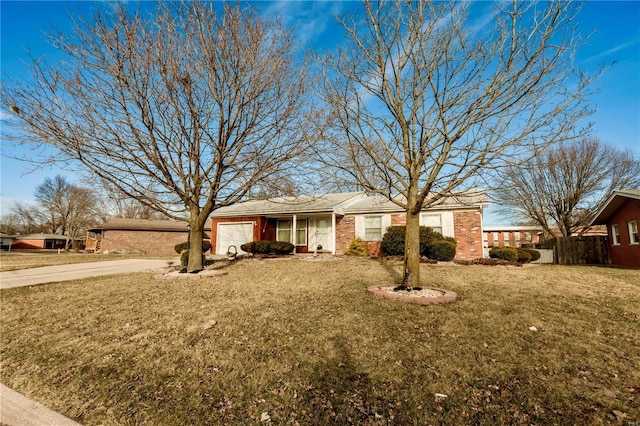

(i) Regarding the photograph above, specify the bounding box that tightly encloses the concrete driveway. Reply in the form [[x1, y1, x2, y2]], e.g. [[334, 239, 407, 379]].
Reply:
[[0, 258, 171, 290]]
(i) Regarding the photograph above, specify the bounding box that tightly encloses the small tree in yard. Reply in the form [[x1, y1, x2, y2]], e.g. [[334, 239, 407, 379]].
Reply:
[[1, 2, 310, 271], [316, 0, 598, 288]]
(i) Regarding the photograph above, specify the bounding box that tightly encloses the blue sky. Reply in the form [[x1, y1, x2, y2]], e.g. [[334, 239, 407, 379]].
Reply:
[[1, 1, 639, 224]]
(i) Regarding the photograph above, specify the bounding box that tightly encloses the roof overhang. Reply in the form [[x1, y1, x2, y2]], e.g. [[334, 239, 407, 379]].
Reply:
[[589, 190, 640, 225]]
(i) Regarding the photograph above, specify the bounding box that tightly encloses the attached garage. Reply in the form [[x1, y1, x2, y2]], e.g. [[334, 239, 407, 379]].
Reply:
[[216, 222, 254, 255]]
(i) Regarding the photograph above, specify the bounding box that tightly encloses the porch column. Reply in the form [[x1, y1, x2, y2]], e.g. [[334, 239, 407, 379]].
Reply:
[[292, 214, 297, 254], [331, 213, 336, 255]]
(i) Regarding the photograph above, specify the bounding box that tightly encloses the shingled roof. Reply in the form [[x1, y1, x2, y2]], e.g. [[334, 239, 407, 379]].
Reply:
[[89, 218, 211, 232], [209, 190, 487, 218], [590, 189, 640, 225], [209, 192, 365, 217]]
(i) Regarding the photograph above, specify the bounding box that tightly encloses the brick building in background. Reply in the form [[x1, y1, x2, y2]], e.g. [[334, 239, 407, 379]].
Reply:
[[483, 226, 542, 249], [86, 218, 211, 256]]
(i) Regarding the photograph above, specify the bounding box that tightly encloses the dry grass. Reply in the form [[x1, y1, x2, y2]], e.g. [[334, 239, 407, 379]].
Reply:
[[0, 251, 171, 272], [1, 258, 639, 425]]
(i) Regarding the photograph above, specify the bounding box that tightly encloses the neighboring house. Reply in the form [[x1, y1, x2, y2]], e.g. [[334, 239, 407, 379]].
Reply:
[[483, 226, 542, 248], [87, 218, 212, 256], [1, 232, 15, 250], [209, 191, 488, 259], [589, 189, 640, 267], [11, 234, 68, 250]]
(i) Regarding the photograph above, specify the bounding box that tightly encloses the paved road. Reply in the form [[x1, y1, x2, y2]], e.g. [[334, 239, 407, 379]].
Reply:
[[0, 259, 171, 289], [0, 258, 173, 425]]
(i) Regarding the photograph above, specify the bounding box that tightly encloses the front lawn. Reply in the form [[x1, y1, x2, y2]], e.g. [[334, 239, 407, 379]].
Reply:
[[1, 258, 638, 425]]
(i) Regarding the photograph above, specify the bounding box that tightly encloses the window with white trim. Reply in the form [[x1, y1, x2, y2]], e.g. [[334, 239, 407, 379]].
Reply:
[[629, 221, 639, 245], [296, 219, 307, 246], [611, 224, 620, 246], [421, 214, 443, 235], [364, 216, 382, 241], [277, 219, 292, 243]]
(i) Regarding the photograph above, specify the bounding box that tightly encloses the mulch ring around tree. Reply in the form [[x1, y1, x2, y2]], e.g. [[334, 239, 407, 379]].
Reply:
[[367, 285, 457, 305], [154, 270, 228, 280]]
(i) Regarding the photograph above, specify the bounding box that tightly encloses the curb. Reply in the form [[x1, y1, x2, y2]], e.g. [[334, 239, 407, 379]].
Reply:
[[0, 384, 82, 426]]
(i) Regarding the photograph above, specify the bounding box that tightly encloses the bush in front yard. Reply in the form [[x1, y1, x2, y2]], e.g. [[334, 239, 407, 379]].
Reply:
[[516, 248, 532, 263], [240, 240, 294, 255], [271, 241, 295, 255], [380, 225, 457, 260], [344, 238, 369, 256], [174, 240, 211, 254], [425, 240, 457, 261], [520, 247, 541, 261], [380, 226, 406, 256], [489, 246, 518, 262]]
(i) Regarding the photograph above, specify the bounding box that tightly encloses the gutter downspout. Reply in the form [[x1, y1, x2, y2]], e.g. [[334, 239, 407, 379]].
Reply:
[[331, 213, 337, 255], [292, 214, 297, 254]]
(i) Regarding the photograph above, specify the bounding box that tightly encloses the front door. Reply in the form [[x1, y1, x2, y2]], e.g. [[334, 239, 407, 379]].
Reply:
[[312, 219, 330, 251]]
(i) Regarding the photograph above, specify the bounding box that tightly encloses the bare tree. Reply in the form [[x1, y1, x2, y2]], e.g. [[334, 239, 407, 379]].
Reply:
[[89, 179, 168, 223], [494, 138, 640, 238], [34, 175, 97, 249], [2, 2, 310, 270], [316, 0, 597, 287], [1, 208, 45, 235]]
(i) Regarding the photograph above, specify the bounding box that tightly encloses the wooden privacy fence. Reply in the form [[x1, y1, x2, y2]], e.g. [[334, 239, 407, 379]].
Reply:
[[554, 236, 609, 265]]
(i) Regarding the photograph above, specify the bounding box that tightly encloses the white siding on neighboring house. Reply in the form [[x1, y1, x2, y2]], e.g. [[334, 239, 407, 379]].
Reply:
[[420, 211, 455, 238], [355, 214, 392, 241]]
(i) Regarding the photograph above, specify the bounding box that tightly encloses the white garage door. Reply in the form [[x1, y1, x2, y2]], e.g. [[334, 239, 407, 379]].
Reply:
[[216, 222, 254, 255]]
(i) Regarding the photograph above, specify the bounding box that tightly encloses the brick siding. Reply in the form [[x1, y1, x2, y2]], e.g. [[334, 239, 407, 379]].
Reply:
[[336, 210, 484, 259], [391, 213, 406, 225], [606, 198, 640, 267], [335, 215, 356, 253], [453, 210, 483, 259], [100, 230, 193, 256]]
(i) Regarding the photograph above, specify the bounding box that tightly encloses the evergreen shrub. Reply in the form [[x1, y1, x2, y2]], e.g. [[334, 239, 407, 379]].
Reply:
[[380, 225, 457, 260], [520, 247, 541, 261], [489, 246, 518, 262], [174, 240, 211, 254], [426, 240, 457, 261], [344, 238, 369, 256], [240, 240, 294, 255]]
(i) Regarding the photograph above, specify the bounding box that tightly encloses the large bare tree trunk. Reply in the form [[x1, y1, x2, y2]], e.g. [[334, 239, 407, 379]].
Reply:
[[187, 222, 204, 273], [403, 209, 421, 288]]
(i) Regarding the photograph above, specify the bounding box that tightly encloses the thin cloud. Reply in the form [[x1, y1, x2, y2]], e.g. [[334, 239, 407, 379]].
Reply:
[[261, 1, 346, 47], [585, 39, 640, 63]]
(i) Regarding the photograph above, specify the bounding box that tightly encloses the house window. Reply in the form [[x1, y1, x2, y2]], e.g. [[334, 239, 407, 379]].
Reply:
[[421, 214, 443, 235], [296, 219, 307, 246], [277, 220, 292, 243], [364, 216, 382, 241], [611, 224, 620, 246], [629, 221, 639, 245]]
